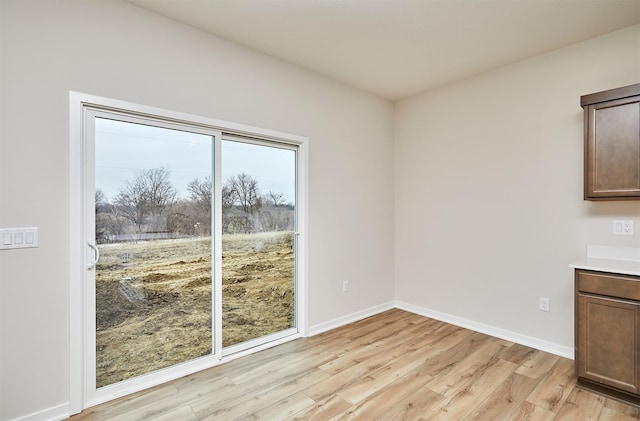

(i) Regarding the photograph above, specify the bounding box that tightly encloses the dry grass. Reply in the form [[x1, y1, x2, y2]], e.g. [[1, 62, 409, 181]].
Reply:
[[95, 232, 294, 388]]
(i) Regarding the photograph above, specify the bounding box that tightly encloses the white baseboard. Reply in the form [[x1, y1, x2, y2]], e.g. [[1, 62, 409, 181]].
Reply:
[[10, 402, 69, 421], [308, 301, 395, 336], [395, 301, 574, 360]]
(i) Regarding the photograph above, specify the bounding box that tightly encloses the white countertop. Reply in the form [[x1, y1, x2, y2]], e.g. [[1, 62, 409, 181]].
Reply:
[[570, 245, 640, 277]]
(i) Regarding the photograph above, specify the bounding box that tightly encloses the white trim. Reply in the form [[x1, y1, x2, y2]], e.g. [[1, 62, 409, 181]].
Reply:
[[220, 332, 305, 364], [213, 133, 223, 359], [69, 91, 85, 416], [308, 301, 395, 336], [11, 402, 69, 421], [295, 139, 309, 337], [395, 301, 575, 360], [69, 91, 308, 145]]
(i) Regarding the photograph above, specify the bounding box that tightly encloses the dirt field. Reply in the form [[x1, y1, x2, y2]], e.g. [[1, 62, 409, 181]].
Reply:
[[95, 232, 294, 388]]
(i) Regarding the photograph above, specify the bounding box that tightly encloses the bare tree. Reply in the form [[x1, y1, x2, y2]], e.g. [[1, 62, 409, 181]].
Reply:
[[227, 173, 262, 214], [187, 177, 211, 210], [144, 167, 176, 218], [95, 189, 108, 241], [114, 167, 176, 232], [166, 201, 198, 236], [105, 204, 127, 239], [222, 184, 234, 210], [267, 191, 285, 207], [95, 189, 106, 213], [187, 176, 212, 234], [114, 175, 148, 232], [220, 184, 235, 233], [259, 191, 294, 232]]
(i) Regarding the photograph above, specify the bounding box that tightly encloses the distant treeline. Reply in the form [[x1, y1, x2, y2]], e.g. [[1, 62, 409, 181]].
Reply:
[[96, 168, 294, 243]]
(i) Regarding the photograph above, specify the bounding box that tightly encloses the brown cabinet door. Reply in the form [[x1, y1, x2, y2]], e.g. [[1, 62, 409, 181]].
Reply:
[[577, 293, 639, 394], [584, 94, 640, 200]]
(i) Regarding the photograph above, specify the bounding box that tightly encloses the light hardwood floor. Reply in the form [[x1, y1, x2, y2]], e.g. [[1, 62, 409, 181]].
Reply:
[[70, 309, 640, 420]]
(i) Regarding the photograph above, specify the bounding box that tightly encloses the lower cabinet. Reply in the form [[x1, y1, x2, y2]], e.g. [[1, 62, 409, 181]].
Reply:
[[575, 270, 640, 405]]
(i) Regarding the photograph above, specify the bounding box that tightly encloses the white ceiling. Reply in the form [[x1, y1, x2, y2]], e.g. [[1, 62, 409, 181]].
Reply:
[[129, 0, 640, 101]]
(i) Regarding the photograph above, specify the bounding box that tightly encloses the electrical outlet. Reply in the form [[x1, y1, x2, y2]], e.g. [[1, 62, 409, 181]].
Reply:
[[613, 220, 634, 235], [539, 297, 550, 312], [343, 280, 349, 292]]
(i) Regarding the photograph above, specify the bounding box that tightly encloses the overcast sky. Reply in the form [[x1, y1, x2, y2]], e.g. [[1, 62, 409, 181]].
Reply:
[[95, 118, 296, 204]]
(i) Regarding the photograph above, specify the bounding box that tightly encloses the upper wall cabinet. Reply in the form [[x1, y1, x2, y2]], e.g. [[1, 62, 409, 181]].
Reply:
[[581, 83, 640, 201]]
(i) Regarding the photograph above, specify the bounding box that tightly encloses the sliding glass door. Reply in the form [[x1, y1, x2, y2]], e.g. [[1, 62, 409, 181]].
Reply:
[[77, 100, 304, 408], [92, 117, 214, 389], [221, 138, 298, 353]]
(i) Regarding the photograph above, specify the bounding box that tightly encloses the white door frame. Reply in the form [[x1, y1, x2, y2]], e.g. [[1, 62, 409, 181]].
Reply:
[[69, 91, 308, 414]]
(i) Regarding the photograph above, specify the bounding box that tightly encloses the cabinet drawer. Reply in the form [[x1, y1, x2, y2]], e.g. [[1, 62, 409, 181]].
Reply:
[[576, 270, 640, 301]]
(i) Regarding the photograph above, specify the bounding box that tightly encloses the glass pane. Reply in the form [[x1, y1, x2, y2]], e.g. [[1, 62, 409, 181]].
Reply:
[[94, 118, 212, 388], [221, 140, 296, 347]]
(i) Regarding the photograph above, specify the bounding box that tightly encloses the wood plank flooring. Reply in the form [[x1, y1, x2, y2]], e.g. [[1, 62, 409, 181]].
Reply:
[[70, 309, 640, 420]]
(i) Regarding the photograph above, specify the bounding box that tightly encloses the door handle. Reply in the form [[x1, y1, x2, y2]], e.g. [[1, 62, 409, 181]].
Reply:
[[87, 241, 100, 270]]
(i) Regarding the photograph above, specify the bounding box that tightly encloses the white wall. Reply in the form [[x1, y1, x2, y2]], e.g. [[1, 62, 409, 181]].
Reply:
[[395, 24, 640, 355], [0, 1, 395, 419]]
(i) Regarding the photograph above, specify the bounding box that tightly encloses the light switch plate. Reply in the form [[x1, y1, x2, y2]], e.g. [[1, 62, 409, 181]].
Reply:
[[0, 227, 39, 249]]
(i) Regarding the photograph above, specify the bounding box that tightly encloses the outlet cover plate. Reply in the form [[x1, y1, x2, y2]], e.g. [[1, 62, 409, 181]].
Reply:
[[539, 297, 550, 312], [613, 220, 634, 236]]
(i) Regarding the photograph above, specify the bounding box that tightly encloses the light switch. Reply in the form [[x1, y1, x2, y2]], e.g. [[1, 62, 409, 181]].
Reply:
[[0, 227, 38, 250]]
